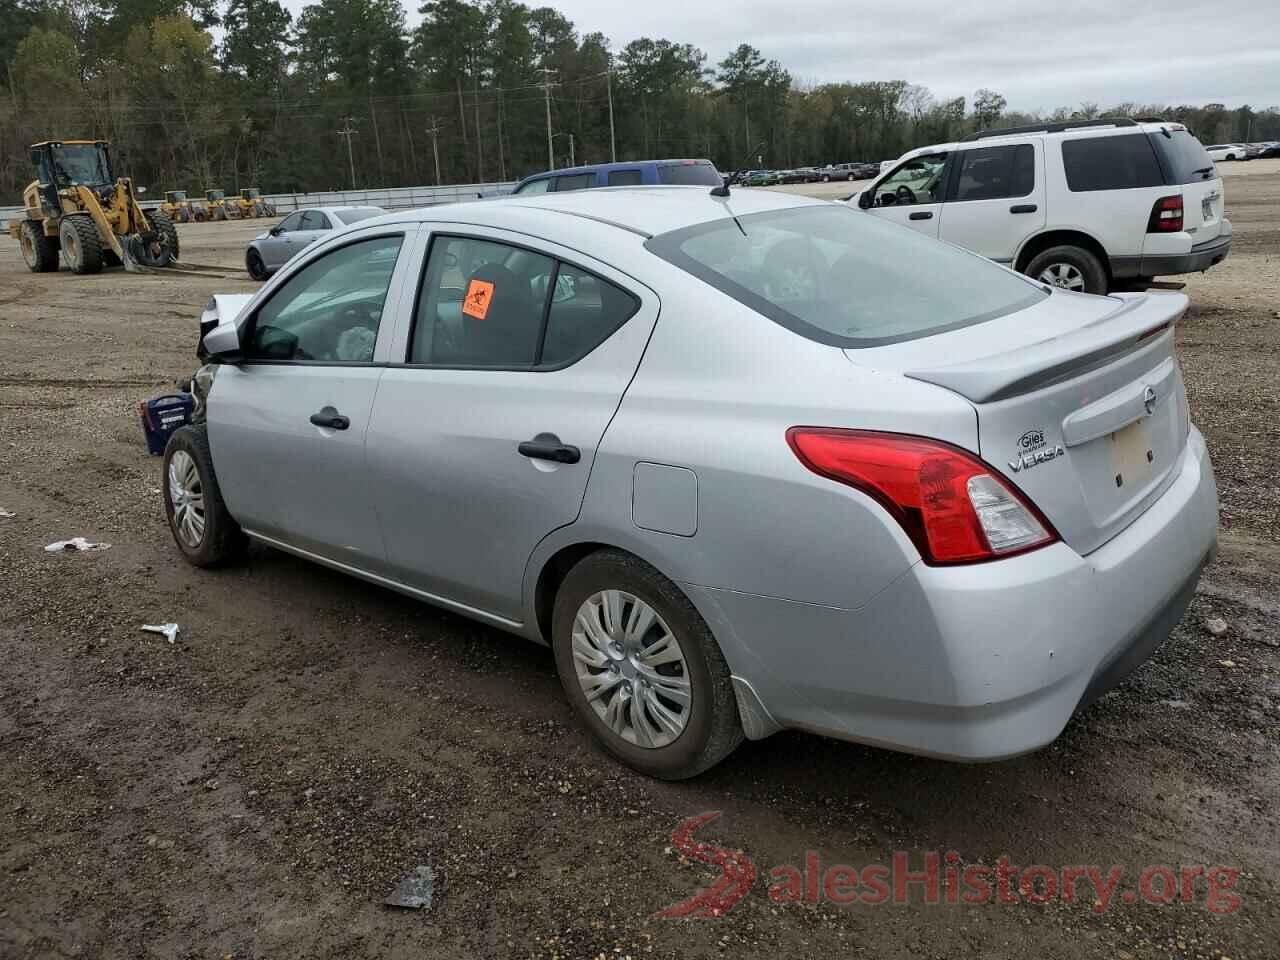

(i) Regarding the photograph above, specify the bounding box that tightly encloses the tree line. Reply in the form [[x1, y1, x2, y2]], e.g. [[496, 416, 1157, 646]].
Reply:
[[1, 0, 1276, 197]]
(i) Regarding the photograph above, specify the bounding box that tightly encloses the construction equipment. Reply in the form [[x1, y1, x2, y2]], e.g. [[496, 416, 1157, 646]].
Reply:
[[161, 190, 194, 223], [203, 188, 240, 221], [10, 139, 179, 274], [236, 187, 265, 218]]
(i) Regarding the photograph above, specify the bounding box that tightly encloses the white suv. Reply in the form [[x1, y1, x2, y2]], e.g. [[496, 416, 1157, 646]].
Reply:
[[848, 119, 1231, 294]]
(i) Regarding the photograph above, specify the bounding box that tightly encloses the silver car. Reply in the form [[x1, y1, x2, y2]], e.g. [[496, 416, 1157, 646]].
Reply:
[[245, 205, 385, 280], [166, 187, 1218, 779]]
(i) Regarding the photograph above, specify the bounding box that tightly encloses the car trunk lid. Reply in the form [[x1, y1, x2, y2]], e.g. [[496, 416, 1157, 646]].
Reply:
[[845, 290, 1191, 555]]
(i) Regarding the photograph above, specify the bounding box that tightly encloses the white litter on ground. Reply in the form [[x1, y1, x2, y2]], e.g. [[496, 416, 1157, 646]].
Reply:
[[0, 509, 15, 518], [45, 537, 111, 553], [141, 623, 180, 644]]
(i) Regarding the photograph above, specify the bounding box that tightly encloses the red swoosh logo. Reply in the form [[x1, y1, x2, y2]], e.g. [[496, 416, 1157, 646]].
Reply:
[[656, 812, 756, 918]]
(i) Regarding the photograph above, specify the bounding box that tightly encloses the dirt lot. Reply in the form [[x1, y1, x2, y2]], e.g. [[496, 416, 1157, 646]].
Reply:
[[1, 175, 1278, 959]]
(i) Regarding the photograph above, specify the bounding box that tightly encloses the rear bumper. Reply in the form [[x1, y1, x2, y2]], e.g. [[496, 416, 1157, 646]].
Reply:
[[686, 428, 1218, 761], [1111, 225, 1232, 279]]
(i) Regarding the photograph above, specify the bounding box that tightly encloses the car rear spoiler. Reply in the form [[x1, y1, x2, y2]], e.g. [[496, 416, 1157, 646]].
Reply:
[[904, 293, 1187, 403]]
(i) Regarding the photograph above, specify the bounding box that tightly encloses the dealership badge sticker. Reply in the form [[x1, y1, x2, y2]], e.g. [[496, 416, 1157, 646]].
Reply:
[[656, 812, 755, 918]]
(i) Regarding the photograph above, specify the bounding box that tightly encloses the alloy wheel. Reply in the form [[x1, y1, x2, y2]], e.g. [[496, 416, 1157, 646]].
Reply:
[[1039, 262, 1085, 292], [571, 590, 691, 748], [168, 450, 206, 548]]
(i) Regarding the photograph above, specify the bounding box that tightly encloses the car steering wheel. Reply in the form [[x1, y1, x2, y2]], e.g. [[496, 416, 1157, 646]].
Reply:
[[895, 184, 918, 205]]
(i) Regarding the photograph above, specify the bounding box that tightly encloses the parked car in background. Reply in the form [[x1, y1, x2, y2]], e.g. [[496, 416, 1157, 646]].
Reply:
[[1204, 143, 1249, 162], [849, 118, 1230, 294], [512, 159, 721, 194], [820, 162, 861, 181], [171, 186, 1217, 779], [794, 167, 822, 182], [1258, 143, 1280, 159], [245, 206, 385, 280], [741, 170, 778, 186], [774, 169, 806, 184], [852, 162, 880, 179]]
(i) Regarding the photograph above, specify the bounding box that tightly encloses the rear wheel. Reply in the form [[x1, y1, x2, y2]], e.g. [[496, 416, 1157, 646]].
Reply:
[[59, 215, 103, 274], [193, 207, 208, 222], [162, 425, 247, 567], [174, 207, 190, 223], [212, 206, 226, 222], [19, 220, 59, 272], [1025, 245, 1107, 295], [551, 550, 743, 779]]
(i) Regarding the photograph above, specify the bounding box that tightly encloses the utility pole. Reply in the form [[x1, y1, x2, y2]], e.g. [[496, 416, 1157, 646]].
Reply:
[[425, 116, 443, 186], [606, 66, 616, 162], [336, 116, 358, 189], [540, 66, 557, 170], [474, 73, 483, 183], [569, 133, 575, 167]]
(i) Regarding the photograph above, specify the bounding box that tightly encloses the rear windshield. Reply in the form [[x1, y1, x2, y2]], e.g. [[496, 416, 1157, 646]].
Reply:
[[1061, 133, 1165, 191], [338, 207, 383, 224], [657, 162, 722, 186], [645, 205, 1045, 347], [1149, 130, 1217, 183]]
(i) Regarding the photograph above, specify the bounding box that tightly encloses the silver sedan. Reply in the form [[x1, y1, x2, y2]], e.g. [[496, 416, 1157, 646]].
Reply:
[[166, 186, 1217, 779], [245, 205, 385, 280]]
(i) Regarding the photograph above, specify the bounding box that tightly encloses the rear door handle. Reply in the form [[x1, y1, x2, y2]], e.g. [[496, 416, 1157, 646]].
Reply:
[[1010, 204, 1038, 214], [309, 406, 350, 430], [518, 432, 580, 464], [908, 211, 933, 220]]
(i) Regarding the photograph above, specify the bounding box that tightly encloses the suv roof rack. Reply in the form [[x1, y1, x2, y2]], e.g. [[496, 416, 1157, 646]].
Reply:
[[962, 117, 1138, 142]]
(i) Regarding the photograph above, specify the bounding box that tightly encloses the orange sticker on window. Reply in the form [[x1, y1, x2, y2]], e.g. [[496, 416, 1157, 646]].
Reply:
[[463, 278, 495, 320]]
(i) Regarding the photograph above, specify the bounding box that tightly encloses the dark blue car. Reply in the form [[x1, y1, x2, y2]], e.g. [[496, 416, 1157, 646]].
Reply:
[[511, 158, 722, 194]]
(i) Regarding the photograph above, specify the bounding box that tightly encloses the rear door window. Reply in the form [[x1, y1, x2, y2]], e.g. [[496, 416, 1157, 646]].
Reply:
[[607, 169, 644, 186], [950, 144, 1035, 201], [1061, 134, 1164, 191], [514, 177, 551, 195], [540, 263, 639, 366], [553, 173, 595, 192], [657, 162, 721, 186]]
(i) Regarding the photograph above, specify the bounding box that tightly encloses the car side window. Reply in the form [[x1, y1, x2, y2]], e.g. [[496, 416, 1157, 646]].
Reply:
[[607, 169, 643, 186], [277, 211, 304, 232], [554, 173, 595, 192], [514, 178, 550, 195], [245, 234, 404, 363], [299, 210, 330, 231], [1061, 135, 1164, 191], [539, 263, 639, 367], [951, 144, 1035, 201], [411, 235, 554, 367], [872, 154, 947, 206]]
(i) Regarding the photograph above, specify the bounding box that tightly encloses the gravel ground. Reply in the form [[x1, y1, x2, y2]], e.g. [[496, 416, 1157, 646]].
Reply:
[[1, 178, 1278, 959]]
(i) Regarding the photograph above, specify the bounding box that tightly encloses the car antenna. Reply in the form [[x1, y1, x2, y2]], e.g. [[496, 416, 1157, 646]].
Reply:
[[710, 183, 748, 237]]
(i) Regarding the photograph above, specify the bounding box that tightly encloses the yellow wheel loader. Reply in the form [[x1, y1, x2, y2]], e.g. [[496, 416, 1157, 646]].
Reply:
[[10, 140, 179, 274], [203, 188, 240, 221], [236, 187, 275, 218], [161, 189, 193, 223]]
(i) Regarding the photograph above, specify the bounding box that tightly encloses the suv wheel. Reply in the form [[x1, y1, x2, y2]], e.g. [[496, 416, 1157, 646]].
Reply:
[[1025, 245, 1107, 295], [551, 550, 743, 779], [162, 425, 247, 567]]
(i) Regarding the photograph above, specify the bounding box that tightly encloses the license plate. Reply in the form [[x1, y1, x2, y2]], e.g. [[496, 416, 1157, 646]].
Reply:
[[1110, 419, 1153, 490], [1202, 197, 1214, 220]]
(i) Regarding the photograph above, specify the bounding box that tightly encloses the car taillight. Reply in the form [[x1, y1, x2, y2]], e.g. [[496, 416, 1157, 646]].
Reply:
[[786, 428, 1058, 565], [1148, 195, 1184, 232]]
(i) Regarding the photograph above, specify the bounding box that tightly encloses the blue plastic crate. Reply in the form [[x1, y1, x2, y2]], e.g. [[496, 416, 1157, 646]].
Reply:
[[138, 393, 194, 456]]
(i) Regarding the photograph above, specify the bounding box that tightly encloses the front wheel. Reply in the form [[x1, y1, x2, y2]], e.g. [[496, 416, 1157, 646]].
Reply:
[[551, 550, 743, 780], [1025, 244, 1108, 295], [246, 248, 269, 281], [162, 425, 247, 567]]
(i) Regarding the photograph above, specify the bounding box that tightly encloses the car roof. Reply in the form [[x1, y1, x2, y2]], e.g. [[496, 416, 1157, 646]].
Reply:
[[516, 159, 713, 183], [889, 120, 1191, 165], [368, 185, 822, 240]]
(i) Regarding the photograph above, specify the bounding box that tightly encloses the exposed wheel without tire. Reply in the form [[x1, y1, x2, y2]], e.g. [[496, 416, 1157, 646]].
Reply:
[[59, 215, 103, 274], [162, 425, 247, 567], [246, 248, 269, 281], [1024, 244, 1107, 295], [19, 220, 59, 272], [551, 550, 743, 779]]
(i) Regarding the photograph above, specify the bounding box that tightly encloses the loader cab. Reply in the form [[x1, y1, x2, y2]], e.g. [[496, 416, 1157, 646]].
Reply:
[[34, 141, 114, 190], [206, 189, 226, 201], [165, 190, 187, 203], [240, 188, 260, 200]]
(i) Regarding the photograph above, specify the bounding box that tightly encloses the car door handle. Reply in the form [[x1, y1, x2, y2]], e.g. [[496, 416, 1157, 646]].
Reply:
[[518, 432, 580, 464], [1010, 204, 1038, 214], [909, 211, 933, 220], [309, 407, 350, 430]]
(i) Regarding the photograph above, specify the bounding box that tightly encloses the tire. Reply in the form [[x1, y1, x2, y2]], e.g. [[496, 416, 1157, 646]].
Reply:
[[822, 174, 830, 182], [1024, 244, 1107, 295], [847, 172, 855, 180], [59, 215, 103, 274], [193, 207, 208, 223], [162, 425, 247, 567], [148, 209, 180, 262], [19, 220, 59, 272], [551, 550, 743, 779], [102, 249, 122, 268], [246, 248, 269, 281], [212, 206, 226, 222], [174, 207, 190, 223]]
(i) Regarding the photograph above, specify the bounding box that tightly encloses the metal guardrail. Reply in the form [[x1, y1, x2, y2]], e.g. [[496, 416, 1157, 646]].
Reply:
[[0, 181, 517, 229]]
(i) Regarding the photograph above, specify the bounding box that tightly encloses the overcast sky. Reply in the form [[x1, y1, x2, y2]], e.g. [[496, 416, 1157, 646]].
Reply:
[[282, 0, 1279, 112]]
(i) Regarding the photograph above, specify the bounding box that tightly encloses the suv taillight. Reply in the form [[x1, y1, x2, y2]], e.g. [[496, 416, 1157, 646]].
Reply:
[[786, 428, 1058, 565], [1148, 195, 1184, 232]]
